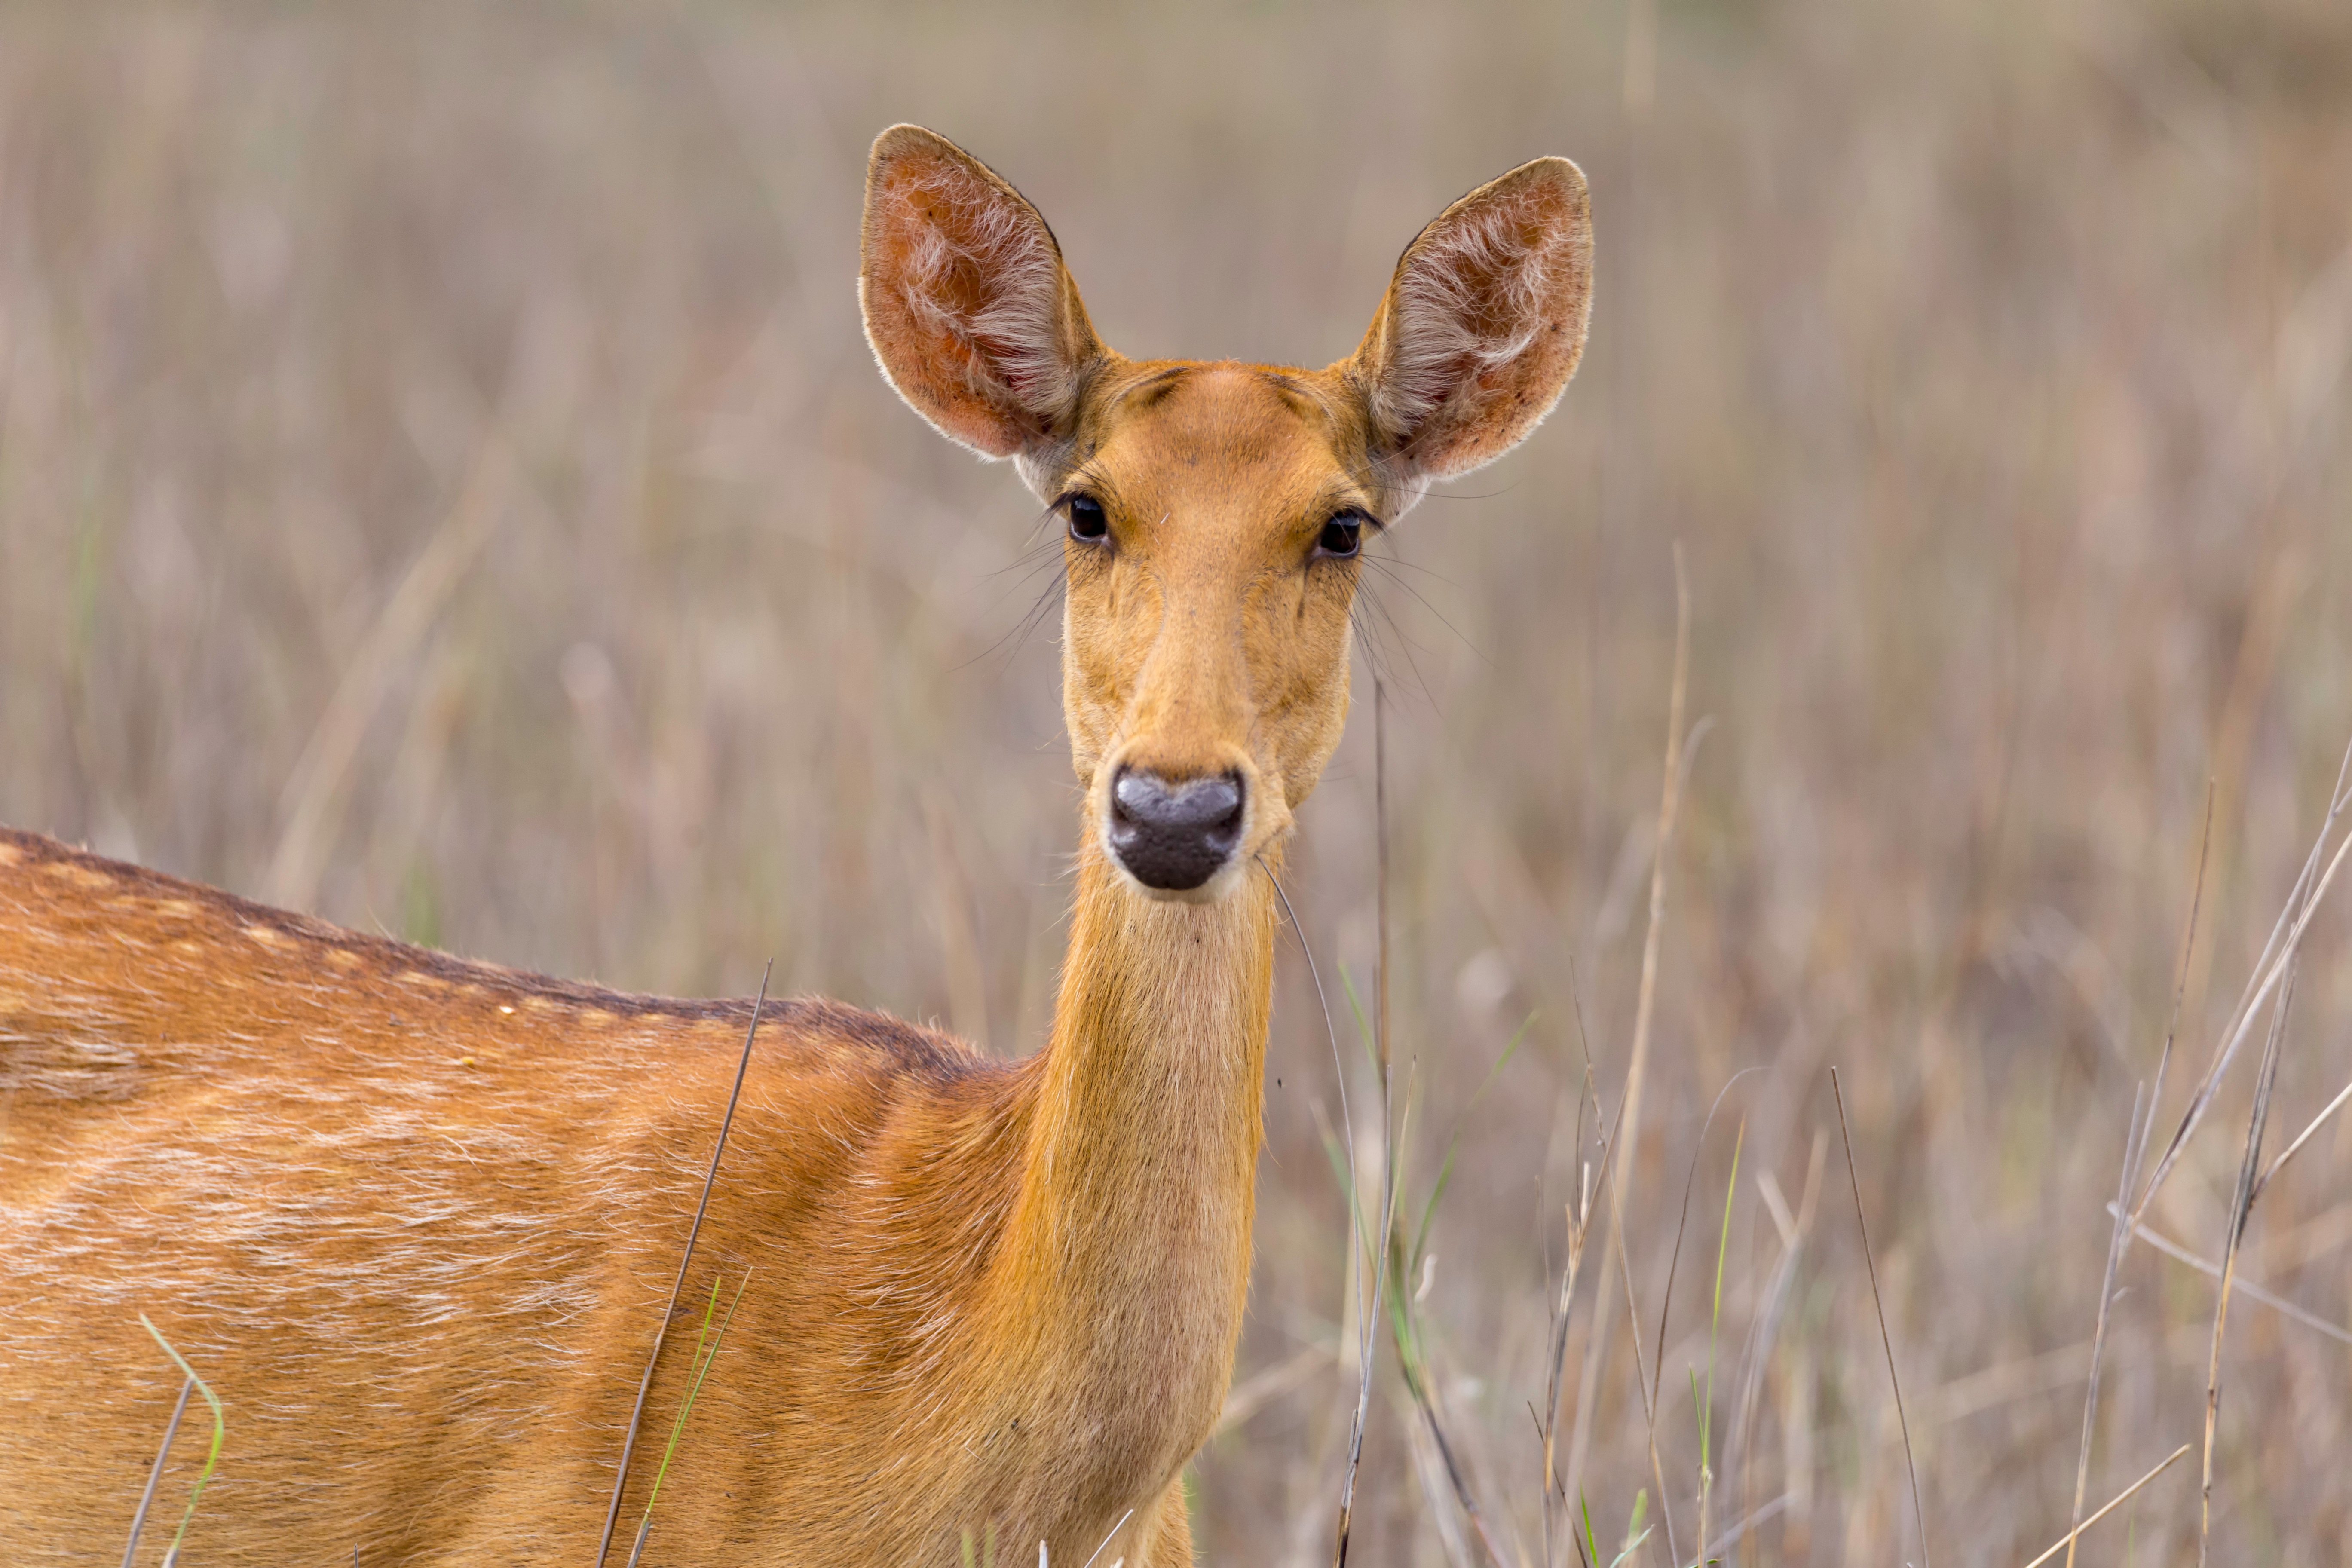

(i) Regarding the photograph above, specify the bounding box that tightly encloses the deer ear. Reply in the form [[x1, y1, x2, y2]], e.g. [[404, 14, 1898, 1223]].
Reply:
[[1348, 157, 1593, 485], [860, 126, 1105, 462]]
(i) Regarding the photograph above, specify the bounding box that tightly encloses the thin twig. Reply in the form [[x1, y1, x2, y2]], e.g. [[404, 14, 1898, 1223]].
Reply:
[[1264, 858, 1354, 1196], [2103, 1204, 2352, 1346], [626, 1267, 753, 1568], [2146, 817, 2352, 1215], [120, 1376, 193, 1568], [1611, 1191, 1678, 1567], [2252, 1073, 2352, 1205], [2199, 951, 2294, 1567], [1332, 680, 1397, 1568], [2136, 740, 2352, 1225], [2021, 1445, 2192, 1568], [595, 964, 771, 1568], [2145, 785, 2216, 1157], [1830, 1067, 1929, 1568], [2064, 1084, 2146, 1568], [1265, 853, 1369, 1568]]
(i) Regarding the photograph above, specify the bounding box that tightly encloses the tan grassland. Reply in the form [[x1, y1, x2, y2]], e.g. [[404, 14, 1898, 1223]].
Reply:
[[3, 2, 2350, 1562]]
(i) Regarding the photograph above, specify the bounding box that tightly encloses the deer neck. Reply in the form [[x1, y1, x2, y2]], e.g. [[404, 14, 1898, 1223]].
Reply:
[[995, 834, 1275, 1416]]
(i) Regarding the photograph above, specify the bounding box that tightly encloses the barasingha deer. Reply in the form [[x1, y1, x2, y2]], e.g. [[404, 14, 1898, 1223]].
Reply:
[[0, 126, 1589, 1565]]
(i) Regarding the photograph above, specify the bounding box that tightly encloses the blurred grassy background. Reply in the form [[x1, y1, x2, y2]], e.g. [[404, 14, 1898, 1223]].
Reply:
[[5, 1, 2351, 1562]]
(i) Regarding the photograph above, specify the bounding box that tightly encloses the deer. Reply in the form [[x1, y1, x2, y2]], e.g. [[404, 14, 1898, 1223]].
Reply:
[[0, 125, 1590, 1565]]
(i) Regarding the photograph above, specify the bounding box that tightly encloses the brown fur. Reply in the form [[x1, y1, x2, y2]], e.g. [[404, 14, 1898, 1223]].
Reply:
[[0, 126, 1589, 1565]]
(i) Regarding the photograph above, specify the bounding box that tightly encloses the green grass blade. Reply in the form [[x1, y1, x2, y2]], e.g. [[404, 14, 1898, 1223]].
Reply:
[[1703, 1119, 1745, 1461], [136, 1314, 223, 1568], [676, 1270, 752, 1432], [1611, 1488, 1651, 1568], [638, 1267, 753, 1533], [637, 1274, 719, 1531]]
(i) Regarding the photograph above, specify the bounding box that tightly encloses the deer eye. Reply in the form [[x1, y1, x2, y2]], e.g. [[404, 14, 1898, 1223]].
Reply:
[[1065, 495, 1109, 541], [1315, 512, 1365, 559]]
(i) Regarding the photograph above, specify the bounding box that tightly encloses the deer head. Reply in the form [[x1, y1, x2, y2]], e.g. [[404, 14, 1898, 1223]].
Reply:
[[860, 125, 1592, 901]]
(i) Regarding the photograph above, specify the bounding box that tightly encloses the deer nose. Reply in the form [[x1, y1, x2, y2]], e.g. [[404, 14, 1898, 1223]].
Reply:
[[1108, 767, 1246, 891]]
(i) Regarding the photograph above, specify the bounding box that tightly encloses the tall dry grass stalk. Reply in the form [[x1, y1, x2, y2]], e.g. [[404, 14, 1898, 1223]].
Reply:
[[1329, 680, 1396, 1568], [2062, 791, 2207, 1568], [1561, 545, 1694, 1537], [1828, 1069, 1927, 1568], [596, 967, 769, 1568]]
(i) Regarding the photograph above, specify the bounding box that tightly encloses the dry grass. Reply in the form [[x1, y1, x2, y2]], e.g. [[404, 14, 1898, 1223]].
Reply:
[[6, 2, 2352, 1562]]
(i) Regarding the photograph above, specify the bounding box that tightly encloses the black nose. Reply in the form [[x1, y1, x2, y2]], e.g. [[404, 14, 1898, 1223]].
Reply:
[[1107, 768, 1246, 891]]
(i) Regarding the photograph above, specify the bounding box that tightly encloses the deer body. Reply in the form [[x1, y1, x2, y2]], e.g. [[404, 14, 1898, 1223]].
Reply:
[[1, 829, 1258, 1563], [0, 127, 1589, 1565]]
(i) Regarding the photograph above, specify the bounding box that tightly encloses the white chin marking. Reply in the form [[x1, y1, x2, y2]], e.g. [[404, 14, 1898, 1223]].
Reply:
[[1099, 822, 1249, 906]]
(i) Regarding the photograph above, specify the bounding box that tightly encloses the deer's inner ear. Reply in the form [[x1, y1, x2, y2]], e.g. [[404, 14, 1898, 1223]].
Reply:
[[859, 125, 1106, 463], [1348, 157, 1593, 489]]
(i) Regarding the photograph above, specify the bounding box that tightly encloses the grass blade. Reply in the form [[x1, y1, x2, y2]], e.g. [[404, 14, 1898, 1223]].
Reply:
[[119, 1375, 193, 1568], [1830, 1068, 1928, 1568], [2022, 1445, 2190, 1568], [1564, 544, 1698, 1520], [1698, 1116, 1745, 1560], [596, 964, 770, 1568], [2066, 796, 2211, 1566], [2064, 1084, 2146, 1568], [2199, 952, 2295, 1566], [1331, 679, 1396, 1568], [2135, 740, 2352, 1225], [629, 1265, 753, 1563], [2102, 1204, 2352, 1346], [135, 1315, 224, 1568]]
